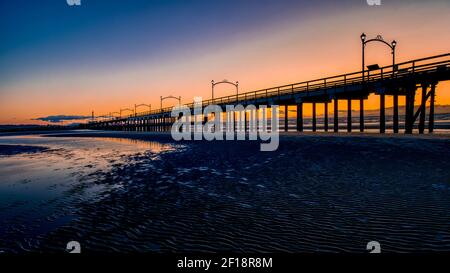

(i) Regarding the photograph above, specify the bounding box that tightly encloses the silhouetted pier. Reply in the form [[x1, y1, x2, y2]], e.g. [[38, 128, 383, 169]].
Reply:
[[86, 53, 450, 134]]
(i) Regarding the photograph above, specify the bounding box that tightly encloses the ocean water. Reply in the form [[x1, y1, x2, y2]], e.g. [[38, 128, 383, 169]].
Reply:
[[0, 132, 450, 253]]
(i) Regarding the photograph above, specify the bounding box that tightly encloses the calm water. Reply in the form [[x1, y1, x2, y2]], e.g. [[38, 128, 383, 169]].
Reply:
[[0, 135, 179, 252], [1, 132, 450, 253]]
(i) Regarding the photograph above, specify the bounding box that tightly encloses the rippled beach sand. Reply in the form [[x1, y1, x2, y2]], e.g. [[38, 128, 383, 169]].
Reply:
[[1, 131, 450, 253]]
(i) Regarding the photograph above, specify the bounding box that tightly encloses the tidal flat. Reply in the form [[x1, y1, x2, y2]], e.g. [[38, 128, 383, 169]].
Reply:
[[0, 131, 449, 253]]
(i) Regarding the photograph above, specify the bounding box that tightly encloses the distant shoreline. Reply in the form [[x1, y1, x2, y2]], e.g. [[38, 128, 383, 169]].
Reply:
[[2, 129, 448, 141]]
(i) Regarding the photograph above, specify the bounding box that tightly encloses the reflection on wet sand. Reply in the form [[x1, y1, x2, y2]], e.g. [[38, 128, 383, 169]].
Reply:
[[89, 137, 175, 153], [0, 134, 181, 253], [1, 131, 450, 253]]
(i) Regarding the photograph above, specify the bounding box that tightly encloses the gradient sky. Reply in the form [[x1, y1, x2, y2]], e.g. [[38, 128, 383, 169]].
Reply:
[[1, 0, 449, 124]]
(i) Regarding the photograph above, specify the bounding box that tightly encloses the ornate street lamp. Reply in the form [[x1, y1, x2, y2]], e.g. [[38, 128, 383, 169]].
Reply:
[[361, 33, 397, 81], [211, 79, 239, 101], [160, 95, 181, 110], [120, 108, 134, 118], [134, 103, 151, 116]]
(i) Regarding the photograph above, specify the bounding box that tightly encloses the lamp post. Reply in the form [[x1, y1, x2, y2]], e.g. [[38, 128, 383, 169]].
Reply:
[[160, 95, 181, 110], [361, 33, 397, 82], [134, 103, 151, 116], [391, 40, 397, 77], [110, 111, 120, 119], [360, 33, 397, 134], [211, 79, 239, 101], [119, 108, 134, 118]]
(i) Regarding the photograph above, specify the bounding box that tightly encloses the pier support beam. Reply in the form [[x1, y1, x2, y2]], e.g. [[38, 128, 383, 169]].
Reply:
[[324, 102, 328, 132], [334, 99, 338, 132], [393, 94, 399, 133], [429, 83, 436, 133], [284, 105, 288, 132], [405, 85, 416, 134], [359, 99, 364, 132], [347, 99, 352, 132], [296, 103, 303, 132], [244, 111, 248, 133], [380, 94, 385, 133], [167, 117, 171, 132], [419, 84, 427, 134], [312, 102, 317, 132]]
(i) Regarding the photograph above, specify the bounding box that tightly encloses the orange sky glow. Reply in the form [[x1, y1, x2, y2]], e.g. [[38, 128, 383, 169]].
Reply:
[[0, 1, 449, 125]]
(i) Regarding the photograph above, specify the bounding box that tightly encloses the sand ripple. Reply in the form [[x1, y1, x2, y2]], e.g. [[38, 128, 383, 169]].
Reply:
[[7, 136, 448, 253]]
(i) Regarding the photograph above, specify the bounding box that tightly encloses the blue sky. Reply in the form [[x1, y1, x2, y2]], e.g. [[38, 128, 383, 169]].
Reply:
[[0, 0, 332, 83]]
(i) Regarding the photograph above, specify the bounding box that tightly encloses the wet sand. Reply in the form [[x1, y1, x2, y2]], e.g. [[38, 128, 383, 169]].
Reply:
[[1, 130, 450, 253], [0, 145, 48, 156]]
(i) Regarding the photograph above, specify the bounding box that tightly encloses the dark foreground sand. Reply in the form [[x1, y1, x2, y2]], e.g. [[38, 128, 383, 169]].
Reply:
[[2, 130, 450, 253]]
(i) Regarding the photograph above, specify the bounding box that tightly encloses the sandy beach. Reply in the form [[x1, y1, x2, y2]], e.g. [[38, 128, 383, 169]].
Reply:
[[0, 130, 449, 253]]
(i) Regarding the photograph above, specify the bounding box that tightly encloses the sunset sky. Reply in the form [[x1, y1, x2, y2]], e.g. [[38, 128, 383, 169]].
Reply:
[[1, 0, 449, 125]]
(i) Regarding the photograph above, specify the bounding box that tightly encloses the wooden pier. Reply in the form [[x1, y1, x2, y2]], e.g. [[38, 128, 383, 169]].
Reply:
[[86, 53, 450, 134]]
